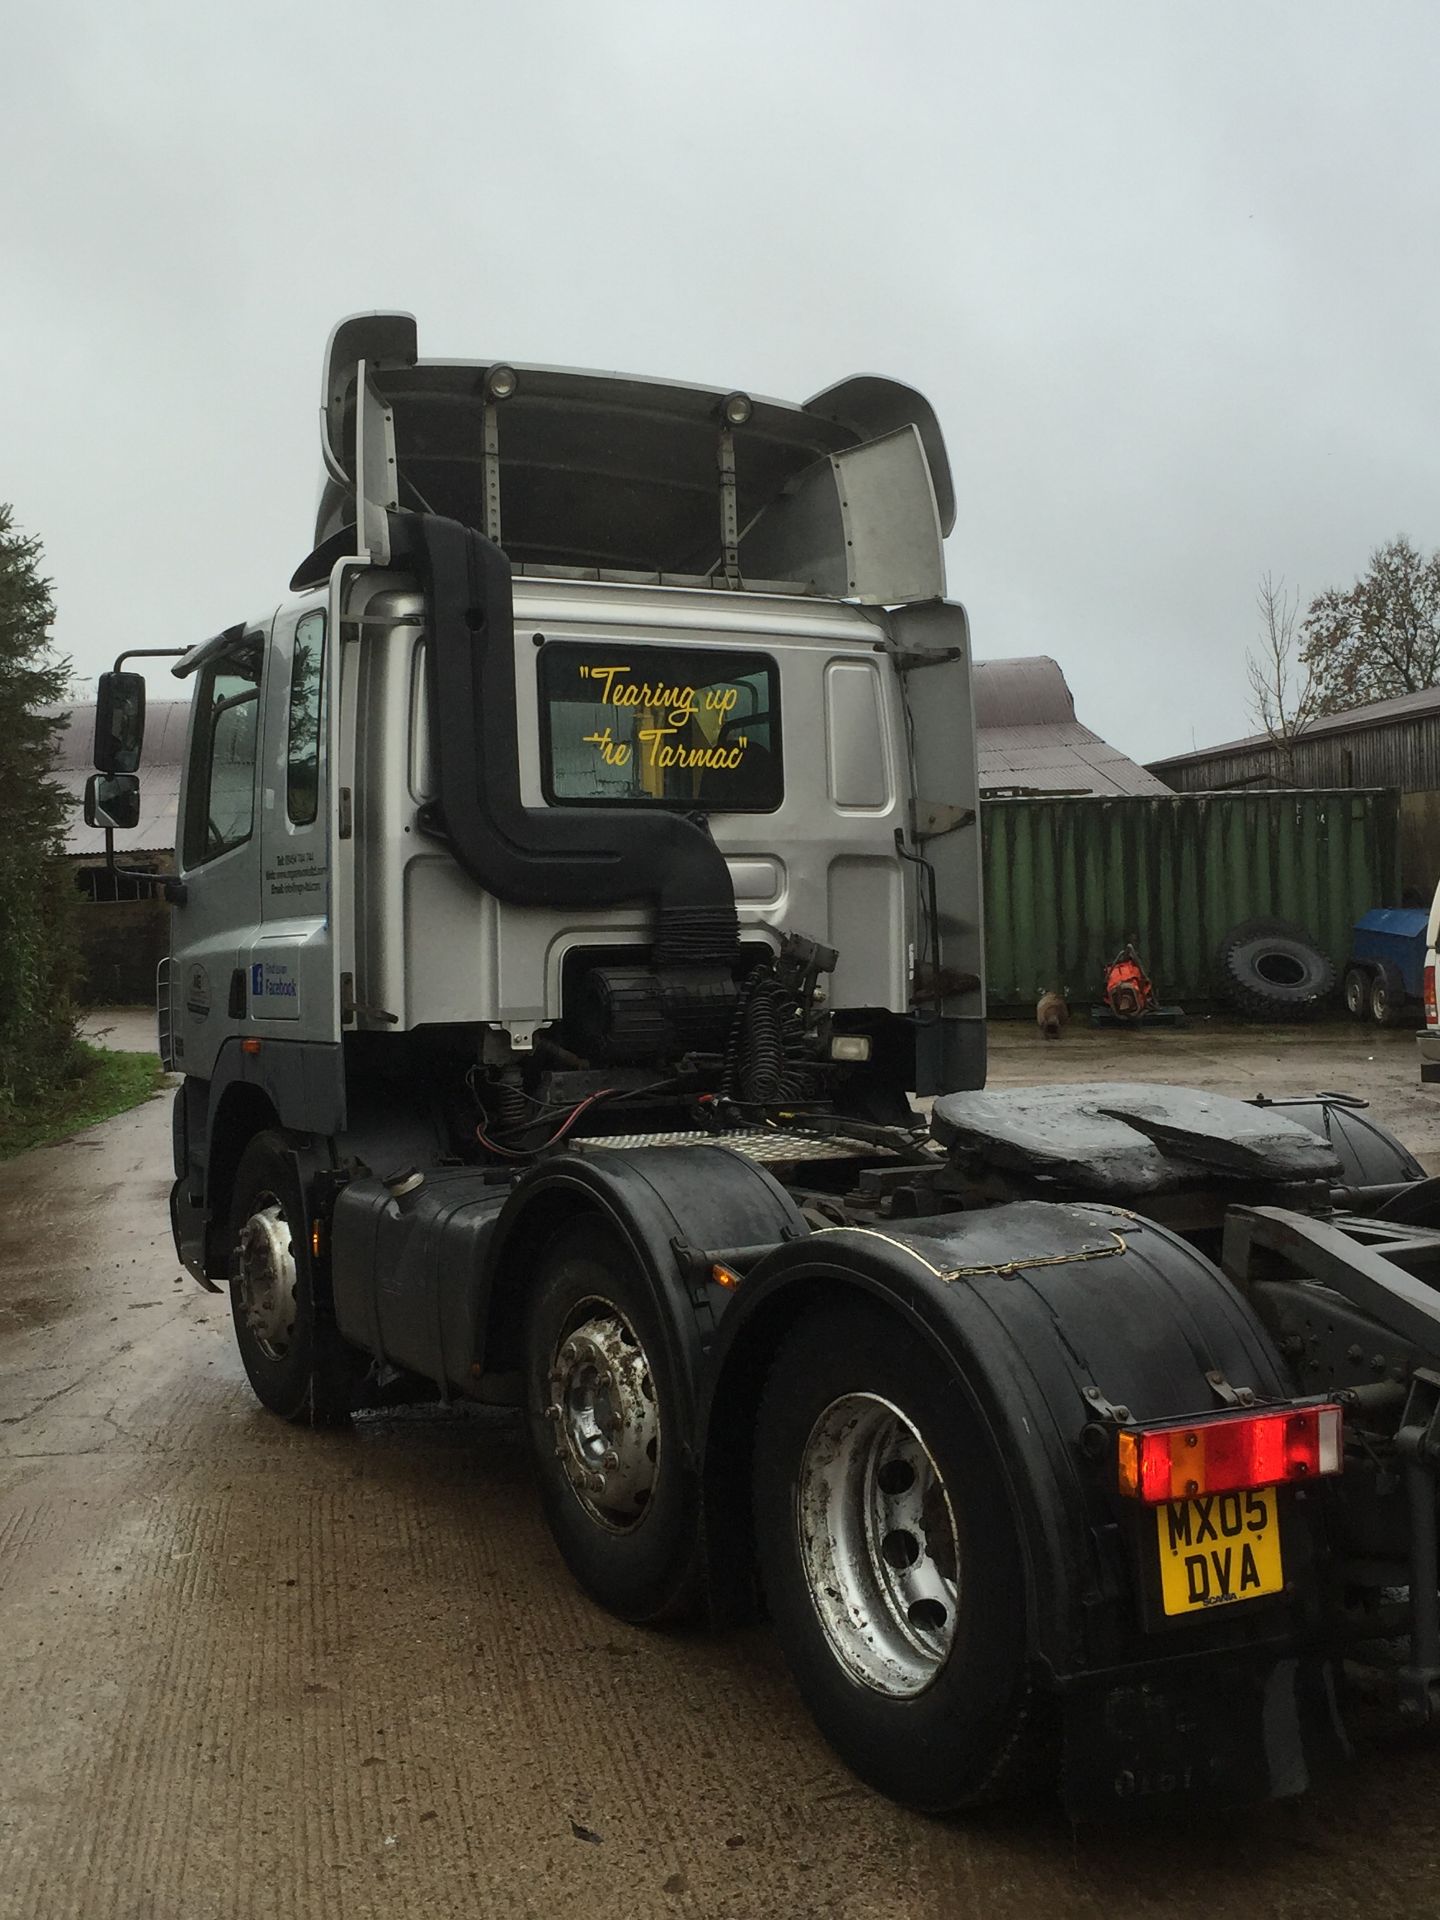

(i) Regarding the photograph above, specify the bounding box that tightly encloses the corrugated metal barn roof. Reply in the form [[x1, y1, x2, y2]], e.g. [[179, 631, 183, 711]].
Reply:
[[50, 702, 186, 857], [974, 657, 1169, 797], [1150, 682, 1440, 776]]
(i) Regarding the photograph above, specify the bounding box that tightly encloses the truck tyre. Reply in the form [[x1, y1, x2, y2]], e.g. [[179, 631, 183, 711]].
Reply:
[[523, 1221, 699, 1624], [1215, 918, 1335, 1021], [1369, 962, 1408, 1028], [751, 1299, 1044, 1811], [1343, 966, 1371, 1020], [227, 1130, 359, 1425]]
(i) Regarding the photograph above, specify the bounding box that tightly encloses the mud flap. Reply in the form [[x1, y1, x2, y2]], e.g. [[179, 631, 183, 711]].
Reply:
[[1060, 1654, 1350, 1820], [170, 1176, 216, 1290]]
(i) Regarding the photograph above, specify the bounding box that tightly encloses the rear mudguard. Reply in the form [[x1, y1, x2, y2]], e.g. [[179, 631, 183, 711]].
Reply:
[[480, 1143, 806, 1432], [699, 1199, 1348, 1816]]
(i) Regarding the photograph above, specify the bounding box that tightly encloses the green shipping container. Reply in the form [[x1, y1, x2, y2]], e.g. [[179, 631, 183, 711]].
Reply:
[[982, 789, 1400, 1010]]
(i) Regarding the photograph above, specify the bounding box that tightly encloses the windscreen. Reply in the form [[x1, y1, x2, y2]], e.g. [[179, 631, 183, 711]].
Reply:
[[539, 641, 782, 811]]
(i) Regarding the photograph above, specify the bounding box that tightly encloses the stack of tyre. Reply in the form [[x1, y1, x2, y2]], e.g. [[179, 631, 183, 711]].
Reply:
[[1214, 918, 1335, 1022]]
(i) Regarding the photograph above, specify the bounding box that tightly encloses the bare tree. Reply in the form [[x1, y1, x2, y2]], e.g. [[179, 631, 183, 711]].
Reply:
[[1246, 573, 1317, 780]]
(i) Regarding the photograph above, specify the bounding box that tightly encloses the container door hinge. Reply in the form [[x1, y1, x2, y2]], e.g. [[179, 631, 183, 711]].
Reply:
[[338, 788, 353, 839]]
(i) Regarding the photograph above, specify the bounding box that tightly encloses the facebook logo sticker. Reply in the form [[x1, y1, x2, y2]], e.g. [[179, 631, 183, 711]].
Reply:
[[251, 963, 264, 995]]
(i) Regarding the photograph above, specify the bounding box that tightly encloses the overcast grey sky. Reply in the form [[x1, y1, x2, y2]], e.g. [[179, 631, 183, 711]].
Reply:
[[5, 0, 1437, 763]]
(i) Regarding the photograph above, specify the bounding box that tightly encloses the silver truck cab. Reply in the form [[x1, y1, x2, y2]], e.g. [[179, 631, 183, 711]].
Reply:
[[155, 313, 984, 1228]]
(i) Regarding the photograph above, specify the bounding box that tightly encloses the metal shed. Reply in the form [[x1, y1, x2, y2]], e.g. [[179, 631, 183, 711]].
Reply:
[[1148, 686, 1440, 896]]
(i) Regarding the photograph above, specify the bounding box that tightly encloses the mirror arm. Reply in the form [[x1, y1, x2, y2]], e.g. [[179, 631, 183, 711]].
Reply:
[[110, 646, 189, 674], [99, 823, 185, 905]]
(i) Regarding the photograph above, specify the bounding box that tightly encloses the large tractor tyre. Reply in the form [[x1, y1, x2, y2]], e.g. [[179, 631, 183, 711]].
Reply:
[[523, 1222, 701, 1625], [1343, 966, 1371, 1021], [1215, 918, 1335, 1022], [751, 1300, 1047, 1812], [1369, 962, 1409, 1029], [227, 1130, 362, 1425]]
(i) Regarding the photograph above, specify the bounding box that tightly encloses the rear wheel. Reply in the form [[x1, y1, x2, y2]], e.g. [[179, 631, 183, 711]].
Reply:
[[1370, 964, 1408, 1028], [523, 1221, 699, 1623], [1343, 966, 1371, 1020], [752, 1301, 1044, 1810], [227, 1130, 360, 1424]]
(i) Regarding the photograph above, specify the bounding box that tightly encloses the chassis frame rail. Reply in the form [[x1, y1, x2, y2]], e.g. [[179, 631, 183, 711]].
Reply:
[[1224, 1204, 1440, 1723]]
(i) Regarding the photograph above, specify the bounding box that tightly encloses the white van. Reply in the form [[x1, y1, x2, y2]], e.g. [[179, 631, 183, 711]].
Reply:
[[1419, 878, 1440, 1084]]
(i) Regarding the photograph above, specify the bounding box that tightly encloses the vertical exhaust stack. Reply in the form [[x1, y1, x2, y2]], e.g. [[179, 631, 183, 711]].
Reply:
[[388, 509, 741, 966]]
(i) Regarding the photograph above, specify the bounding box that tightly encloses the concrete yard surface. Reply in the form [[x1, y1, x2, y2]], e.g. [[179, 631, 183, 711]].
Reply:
[[5, 1027, 1440, 1917], [78, 1007, 162, 1055]]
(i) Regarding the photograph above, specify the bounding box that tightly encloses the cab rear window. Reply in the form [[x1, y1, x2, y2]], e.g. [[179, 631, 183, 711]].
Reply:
[[539, 641, 782, 812]]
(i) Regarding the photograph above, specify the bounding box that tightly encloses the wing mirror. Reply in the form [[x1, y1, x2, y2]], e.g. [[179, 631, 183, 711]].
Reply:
[[84, 772, 141, 832], [94, 670, 147, 774]]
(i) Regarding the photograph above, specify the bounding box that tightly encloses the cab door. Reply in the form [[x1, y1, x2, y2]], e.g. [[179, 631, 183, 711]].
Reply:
[[171, 625, 269, 1081], [243, 599, 338, 1041]]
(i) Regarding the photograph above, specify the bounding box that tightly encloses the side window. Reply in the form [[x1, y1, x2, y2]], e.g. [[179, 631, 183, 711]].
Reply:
[[183, 641, 263, 868], [287, 610, 325, 826]]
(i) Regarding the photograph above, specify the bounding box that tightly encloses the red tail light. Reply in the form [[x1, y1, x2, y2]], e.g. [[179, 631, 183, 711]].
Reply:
[[1425, 961, 1437, 1027], [1117, 1404, 1342, 1503]]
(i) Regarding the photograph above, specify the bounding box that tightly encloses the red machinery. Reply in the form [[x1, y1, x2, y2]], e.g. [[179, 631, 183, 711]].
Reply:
[[1104, 943, 1158, 1020]]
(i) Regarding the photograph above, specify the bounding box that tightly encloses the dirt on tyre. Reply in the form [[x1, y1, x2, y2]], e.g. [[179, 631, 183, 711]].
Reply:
[[1215, 918, 1335, 1021], [751, 1300, 1047, 1812], [228, 1129, 361, 1424], [523, 1221, 700, 1624]]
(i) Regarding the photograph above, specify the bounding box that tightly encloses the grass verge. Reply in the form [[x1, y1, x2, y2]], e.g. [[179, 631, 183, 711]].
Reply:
[[0, 1043, 167, 1160]]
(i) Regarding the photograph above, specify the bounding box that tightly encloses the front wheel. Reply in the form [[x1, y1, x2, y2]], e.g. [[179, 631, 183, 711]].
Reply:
[[227, 1130, 361, 1424], [523, 1221, 700, 1623], [752, 1301, 1044, 1810]]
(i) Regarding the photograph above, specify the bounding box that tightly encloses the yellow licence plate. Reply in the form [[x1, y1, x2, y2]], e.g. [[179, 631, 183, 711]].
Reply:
[[1155, 1487, 1283, 1616]]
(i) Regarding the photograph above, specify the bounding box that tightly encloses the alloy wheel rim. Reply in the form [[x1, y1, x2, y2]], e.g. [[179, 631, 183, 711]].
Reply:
[[545, 1298, 659, 1531], [236, 1197, 299, 1361], [795, 1391, 960, 1697]]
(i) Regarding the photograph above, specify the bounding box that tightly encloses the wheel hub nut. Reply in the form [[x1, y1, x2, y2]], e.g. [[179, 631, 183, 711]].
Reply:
[[546, 1307, 660, 1531]]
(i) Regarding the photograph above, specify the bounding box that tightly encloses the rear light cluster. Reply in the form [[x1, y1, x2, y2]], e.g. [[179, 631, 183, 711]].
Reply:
[[1116, 1404, 1343, 1504], [1425, 961, 1437, 1028]]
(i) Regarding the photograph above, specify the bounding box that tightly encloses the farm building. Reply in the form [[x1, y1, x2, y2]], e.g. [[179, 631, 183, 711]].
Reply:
[[973, 656, 1169, 798], [1148, 685, 1440, 897]]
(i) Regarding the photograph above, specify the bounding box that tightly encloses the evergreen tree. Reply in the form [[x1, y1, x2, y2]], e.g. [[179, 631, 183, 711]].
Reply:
[[0, 505, 78, 1113]]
